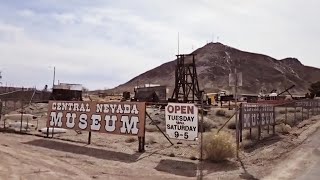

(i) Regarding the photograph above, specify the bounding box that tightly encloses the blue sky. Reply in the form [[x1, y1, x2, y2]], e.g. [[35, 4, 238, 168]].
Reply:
[[0, 0, 319, 90]]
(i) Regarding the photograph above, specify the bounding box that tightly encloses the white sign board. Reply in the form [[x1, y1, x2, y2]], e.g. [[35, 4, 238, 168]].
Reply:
[[229, 72, 243, 87], [165, 103, 198, 140]]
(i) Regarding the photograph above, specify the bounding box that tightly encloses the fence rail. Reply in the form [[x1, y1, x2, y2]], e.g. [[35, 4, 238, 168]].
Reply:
[[237, 99, 320, 144]]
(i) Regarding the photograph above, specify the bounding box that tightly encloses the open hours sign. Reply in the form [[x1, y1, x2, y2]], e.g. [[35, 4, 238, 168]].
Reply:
[[165, 103, 198, 141]]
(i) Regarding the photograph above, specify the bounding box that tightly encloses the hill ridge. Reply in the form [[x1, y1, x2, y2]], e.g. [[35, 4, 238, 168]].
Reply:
[[114, 43, 320, 95]]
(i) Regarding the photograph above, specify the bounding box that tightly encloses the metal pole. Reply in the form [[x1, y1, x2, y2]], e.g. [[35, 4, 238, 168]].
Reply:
[[273, 106, 276, 135], [197, 92, 204, 180], [146, 113, 174, 145], [285, 106, 287, 124], [293, 107, 297, 124], [52, 124, 55, 138], [200, 92, 204, 161], [88, 131, 92, 144], [26, 110, 29, 132], [235, 68, 239, 158], [20, 101, 24, 133], [258, 106, 261, 141], [52, 66, 56, 88], [217, 111, 237, 134], [0, 102, 3, 128], [178, 32, 179, 55], [46, 127, 49, 137], [312, 103, 314, 116]]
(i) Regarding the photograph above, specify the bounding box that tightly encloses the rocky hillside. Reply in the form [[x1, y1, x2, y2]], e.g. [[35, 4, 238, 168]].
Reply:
[[114, 43, 320, 95]]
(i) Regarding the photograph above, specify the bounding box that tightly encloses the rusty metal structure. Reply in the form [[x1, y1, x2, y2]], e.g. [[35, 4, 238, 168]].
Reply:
[[277, 85, 295, 98], [171, 54, 201, 102]]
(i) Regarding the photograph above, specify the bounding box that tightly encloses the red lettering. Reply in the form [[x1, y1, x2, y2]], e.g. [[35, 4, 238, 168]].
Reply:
[[168, 104, 195, 114], [174, 106, 180, 113], [181, 106, 186, 114], [167, 105, 174, 113], [187, 106, 194, 114]]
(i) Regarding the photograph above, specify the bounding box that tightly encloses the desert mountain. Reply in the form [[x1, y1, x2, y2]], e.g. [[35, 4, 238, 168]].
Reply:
[[114, 42, 320, 95]]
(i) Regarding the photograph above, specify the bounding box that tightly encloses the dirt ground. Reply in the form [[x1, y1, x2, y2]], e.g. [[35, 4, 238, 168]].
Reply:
[[0, 103, 320, 179], [0, 133, 198, 180], [263, 122, 320, 180]]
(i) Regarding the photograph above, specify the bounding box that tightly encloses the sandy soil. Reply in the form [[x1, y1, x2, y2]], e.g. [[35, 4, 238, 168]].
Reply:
[[263, 121, 320, 180], [0, 132, 243, 180], [238, 115, 320, 179]]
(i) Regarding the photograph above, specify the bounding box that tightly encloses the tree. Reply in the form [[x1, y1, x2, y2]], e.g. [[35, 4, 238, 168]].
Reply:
[[309, 81, 320, 98]]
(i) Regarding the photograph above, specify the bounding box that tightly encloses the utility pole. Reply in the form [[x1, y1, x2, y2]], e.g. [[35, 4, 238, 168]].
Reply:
[[227, 48, 240, 158], [52, 66, 56, 88], [198, 91, 204, 180], [0, 71, 2, 85], [200, 91, 204, 161], [235, 66, 239, 158]]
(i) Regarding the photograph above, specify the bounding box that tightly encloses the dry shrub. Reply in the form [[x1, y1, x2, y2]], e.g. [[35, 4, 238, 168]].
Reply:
[[278, 110, 286, 114], [286, 117, 297, 127], [216, 109, 227, 117], [242, 140, 256, 149], [201, 118, 218, 131], [145, 124, 158, 132], [190, 156, 197, 160], [145, 123, 166, 132], [244, 129, 259, 140], [277, 114, 297, 127], [125, 137, 137, 143], [227, 120, 236, 130], [278, 123, 291, 135], [146, 136, 157, 145], [203, 132, 235, 162], [278, 108, 300, 114], [225, 113, 234, 119], [288, 108, 299, 113]]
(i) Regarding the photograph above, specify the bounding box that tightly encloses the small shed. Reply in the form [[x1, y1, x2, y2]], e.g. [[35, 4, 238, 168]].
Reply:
[[133, 85, 167, 102], [50, 83, 83, 101], [133, 91, 159, 102]]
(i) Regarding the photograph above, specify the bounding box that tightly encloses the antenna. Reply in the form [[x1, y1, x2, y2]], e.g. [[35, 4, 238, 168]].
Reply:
[[178, 32, 180, 55]]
